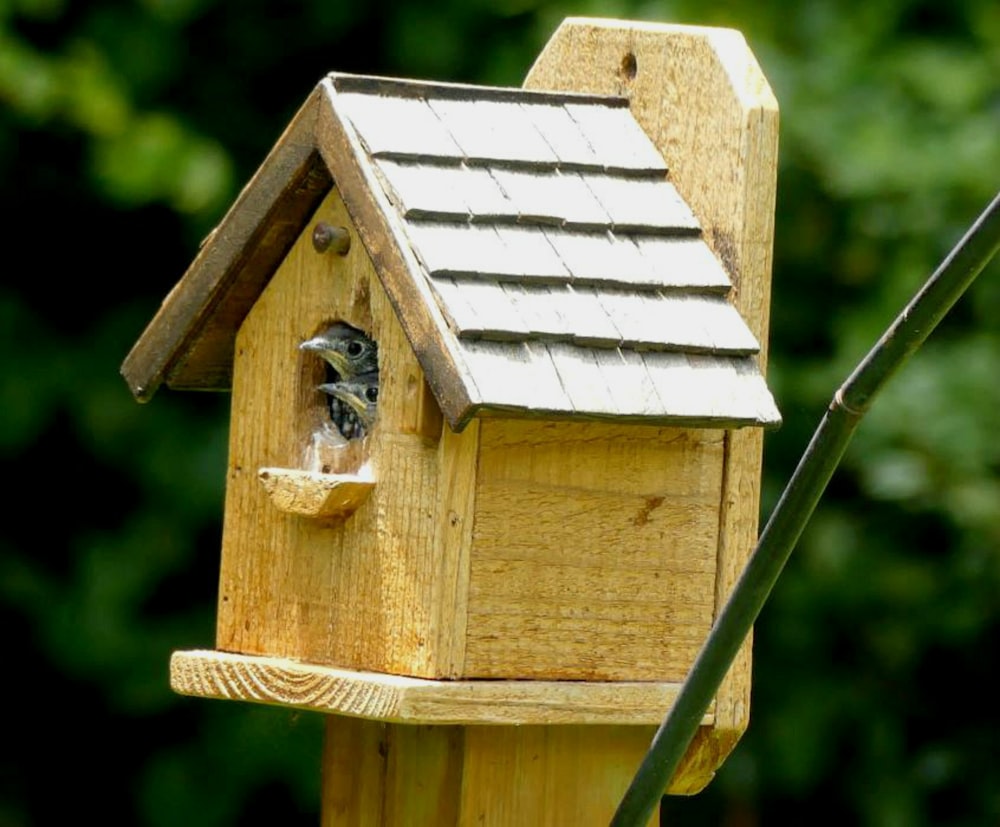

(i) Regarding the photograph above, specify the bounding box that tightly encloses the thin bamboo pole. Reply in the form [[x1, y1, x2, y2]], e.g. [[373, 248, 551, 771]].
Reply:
[[611, 189, 1000, 827]]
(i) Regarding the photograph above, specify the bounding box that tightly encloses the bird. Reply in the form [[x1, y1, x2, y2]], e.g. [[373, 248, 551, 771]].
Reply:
[[317, 371, 379, 440], [299, 323, 379, 440], [299, 322, 379, 380]]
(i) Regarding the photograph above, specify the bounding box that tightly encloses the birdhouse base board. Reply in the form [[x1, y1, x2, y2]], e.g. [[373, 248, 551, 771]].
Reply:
[[170, 649, 714, 726]]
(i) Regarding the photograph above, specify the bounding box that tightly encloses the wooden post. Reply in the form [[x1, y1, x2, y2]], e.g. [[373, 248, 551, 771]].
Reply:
[[321, 718, 660, 826], [526, 17, 779, 793]]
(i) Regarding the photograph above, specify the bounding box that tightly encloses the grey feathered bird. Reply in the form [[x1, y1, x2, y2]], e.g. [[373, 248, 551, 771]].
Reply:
[[317, 371, 379, 440], [299, 322, 379, 379], [300, 323, 379, 440]]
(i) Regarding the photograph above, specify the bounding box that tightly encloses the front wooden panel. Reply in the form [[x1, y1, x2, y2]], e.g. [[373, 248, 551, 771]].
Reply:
[[463, 419, 725, 681], [217, 188, 463, 677]]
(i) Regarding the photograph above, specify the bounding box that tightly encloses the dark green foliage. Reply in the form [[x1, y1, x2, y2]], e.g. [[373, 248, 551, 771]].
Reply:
[[1, 1, 997, 824]]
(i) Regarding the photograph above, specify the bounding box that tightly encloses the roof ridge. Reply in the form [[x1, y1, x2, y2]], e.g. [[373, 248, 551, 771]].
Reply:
[[328, 71, 630, 108]]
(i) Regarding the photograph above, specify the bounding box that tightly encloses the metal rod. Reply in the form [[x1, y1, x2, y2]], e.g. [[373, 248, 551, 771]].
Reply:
[[610, 189, 1000, 827]]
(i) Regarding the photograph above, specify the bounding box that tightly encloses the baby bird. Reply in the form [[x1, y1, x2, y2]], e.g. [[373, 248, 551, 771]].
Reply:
[[299, 322, 378, 381], [300, 322, 379, 441], [317, 371, 379, 440]]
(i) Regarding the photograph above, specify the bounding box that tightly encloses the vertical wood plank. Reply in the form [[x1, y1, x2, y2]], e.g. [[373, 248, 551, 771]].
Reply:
[[321, 716, 387, 827], [384, 725, 464, 826], [525, 18, 779, 793], [460, 726, 658, 827], [430, 420, 479, 677], [320, 719, 658, 826]]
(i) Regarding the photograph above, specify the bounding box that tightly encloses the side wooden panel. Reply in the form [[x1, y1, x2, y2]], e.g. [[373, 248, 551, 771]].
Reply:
[[463, 419, 724, 682], [217, 187, 466, 677], [526, 17, 779, 790]]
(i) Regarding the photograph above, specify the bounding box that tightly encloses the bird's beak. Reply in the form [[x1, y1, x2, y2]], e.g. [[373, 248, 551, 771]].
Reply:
[[317, 383, 373, 426], [300, 337, 349, 374], [299, 336, 329, 354]]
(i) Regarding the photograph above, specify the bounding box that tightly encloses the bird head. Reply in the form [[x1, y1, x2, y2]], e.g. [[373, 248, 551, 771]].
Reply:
[[300, 322, 378, 379], [317, 371, 380, 432]]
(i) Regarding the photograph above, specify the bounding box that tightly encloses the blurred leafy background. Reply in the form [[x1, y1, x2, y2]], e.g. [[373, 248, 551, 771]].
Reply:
[[2, 0, 998, 824]]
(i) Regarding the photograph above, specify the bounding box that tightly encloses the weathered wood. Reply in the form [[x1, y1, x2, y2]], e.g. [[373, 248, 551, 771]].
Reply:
[[633, 235, 731, 291], [132, 21, 780, 822], [525, 16, 779, 793], [427, 96, 560, 164], [172, 649, 712, 726], [563, 100, 668, 171], [455, 337, 778, 426], [121, 88, 329, 400], [520, 101, 604, 166], [457, 339, 573, 415], [317, 79, 481, 431], [336, 91, 464, 158], [545, 343, 619, 414], [581, 175, 699, 233], [439, 276, 531, 340], [489, 166, 609, 227], [257, 467, 374, 519]]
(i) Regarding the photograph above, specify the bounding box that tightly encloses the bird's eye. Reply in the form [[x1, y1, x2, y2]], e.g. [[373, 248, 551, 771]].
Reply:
[[365, 387, 378, 403], [347, 340, 364, 357]]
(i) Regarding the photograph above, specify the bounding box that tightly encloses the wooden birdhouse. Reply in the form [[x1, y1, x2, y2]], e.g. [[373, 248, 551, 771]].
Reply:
[[123, 18, 779, 822]]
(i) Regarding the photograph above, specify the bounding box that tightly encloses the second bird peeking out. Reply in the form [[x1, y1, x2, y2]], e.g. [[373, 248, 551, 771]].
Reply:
[[299, 322, 379, 441]]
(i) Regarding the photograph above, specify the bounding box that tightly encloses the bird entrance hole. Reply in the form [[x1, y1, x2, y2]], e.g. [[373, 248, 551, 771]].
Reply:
[[298, 320, 380, 474]]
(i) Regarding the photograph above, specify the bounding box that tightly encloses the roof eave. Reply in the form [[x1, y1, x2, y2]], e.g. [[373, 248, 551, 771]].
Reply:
[[316, 76, 480, 431], [121, 86, 331, 402]]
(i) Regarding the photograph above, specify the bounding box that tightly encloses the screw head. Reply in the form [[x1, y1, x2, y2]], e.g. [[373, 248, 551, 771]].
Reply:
[[312, 222, 351, 255]]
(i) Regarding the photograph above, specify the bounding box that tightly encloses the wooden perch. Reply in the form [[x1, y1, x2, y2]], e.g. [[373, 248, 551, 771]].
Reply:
[[258, 467, 374, 519]]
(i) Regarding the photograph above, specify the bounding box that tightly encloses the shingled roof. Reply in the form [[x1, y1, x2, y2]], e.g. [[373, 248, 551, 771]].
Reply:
[[122, 72, 780, 430]]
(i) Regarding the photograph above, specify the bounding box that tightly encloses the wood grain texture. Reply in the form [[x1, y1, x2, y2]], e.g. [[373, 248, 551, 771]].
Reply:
[[171, 650, 712, 726], [321, 716, 390, 826], [463, 419, 724, 681], [121, 88, 329, 400], [218, 186, 457, 677], [257, 467, 374, 519], [526, 17, 779, 793], [459, 726, 659, 826], [320, 718, 661, 826], [126, 68, 778, 431], [429, 419, 480, 677]]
